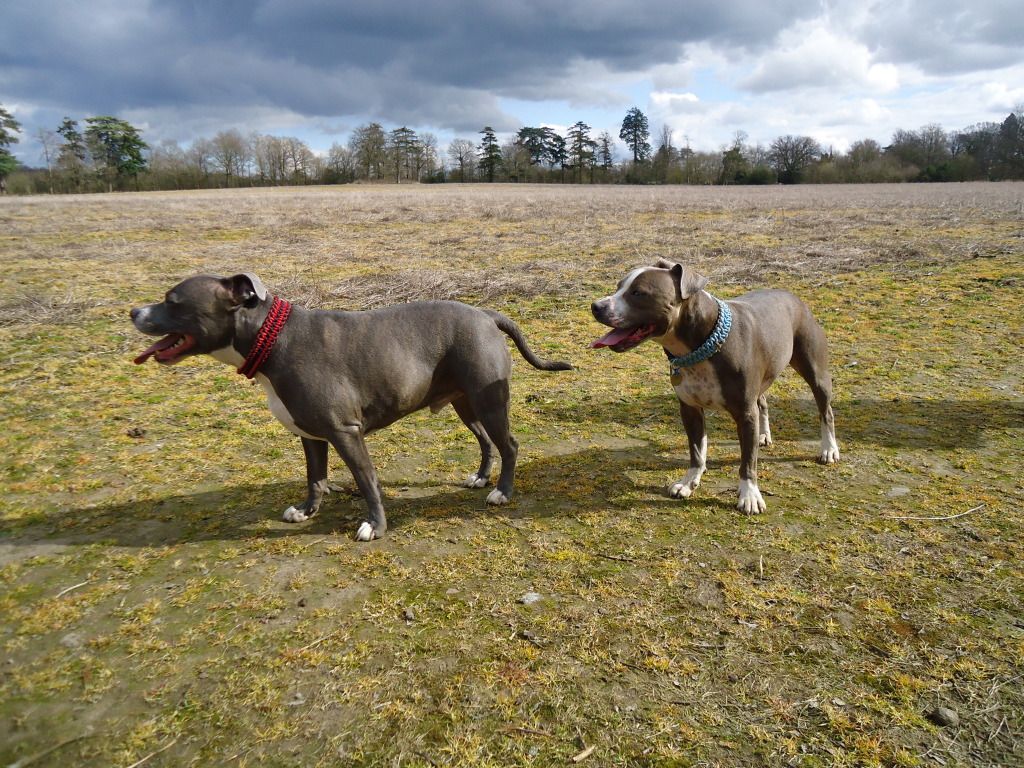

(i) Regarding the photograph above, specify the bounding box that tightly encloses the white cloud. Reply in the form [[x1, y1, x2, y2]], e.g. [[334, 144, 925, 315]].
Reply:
[[740, 19, 900, 94]]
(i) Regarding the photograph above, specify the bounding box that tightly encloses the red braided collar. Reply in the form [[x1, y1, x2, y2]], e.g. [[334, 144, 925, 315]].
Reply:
[[237, 297, 292, 379]]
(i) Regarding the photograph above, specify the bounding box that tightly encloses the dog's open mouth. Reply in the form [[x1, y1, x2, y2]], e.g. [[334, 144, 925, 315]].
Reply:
[[134, 333, 197, 365], [590, 324, 657, 352]]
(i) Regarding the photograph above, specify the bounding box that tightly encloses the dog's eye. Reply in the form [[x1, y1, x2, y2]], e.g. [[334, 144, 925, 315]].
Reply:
[[631, 289, 647, 297], [165, 294, 180, 305]]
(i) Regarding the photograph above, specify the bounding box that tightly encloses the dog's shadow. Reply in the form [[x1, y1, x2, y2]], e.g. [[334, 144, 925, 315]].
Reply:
[[3, 445, 722, 549], [545, 394, 1023, 450], [5, 396, 1018, 549]]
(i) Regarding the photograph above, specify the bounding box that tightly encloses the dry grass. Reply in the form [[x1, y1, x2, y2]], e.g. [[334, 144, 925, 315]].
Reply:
[[1, 183, 1022, 767]]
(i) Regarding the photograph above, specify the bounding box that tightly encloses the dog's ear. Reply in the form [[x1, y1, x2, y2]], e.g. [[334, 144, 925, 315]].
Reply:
[[654, 257, 677, 270], [669, 263, 709, 300], [224, 273, 268, 309]]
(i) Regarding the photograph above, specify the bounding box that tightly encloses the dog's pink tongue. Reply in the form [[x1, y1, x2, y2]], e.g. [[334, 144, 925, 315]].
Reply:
[[134, 334, 179, 364], [590, 327, 635, 349]]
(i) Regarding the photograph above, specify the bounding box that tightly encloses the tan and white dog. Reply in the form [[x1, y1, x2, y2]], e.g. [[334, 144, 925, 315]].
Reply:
[[591, 260, 839, 514]]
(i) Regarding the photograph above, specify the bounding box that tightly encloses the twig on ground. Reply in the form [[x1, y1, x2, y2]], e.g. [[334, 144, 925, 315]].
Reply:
[[296, 631, 342, 653], [6, 733, 93, 768], [888, 504, 985, 521], [593, 552, 637, 563], [55, 580, 90, 598], [124, 737, 178, 768], [571, 745, 596, 762]]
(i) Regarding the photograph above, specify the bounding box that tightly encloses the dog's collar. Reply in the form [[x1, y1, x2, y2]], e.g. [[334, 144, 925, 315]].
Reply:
[[237, 297, 292, 379], [665, 296, 732, 374]]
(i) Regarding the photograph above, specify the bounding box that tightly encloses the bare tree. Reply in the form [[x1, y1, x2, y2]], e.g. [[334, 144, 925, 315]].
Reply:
[[349, 122, 387, 180], [447, 138, 475, 182], [188, 137, 215, 185], [768, 135, 822, 183], [35, 128, 60, 193], [326, 142, 356, 183], [210, 129, 249, 187], [500, 139, 530, 182]]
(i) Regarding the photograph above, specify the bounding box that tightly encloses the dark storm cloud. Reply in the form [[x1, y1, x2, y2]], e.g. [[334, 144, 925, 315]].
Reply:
[[859, 0, 1024, 76], [0, 0, 817, 130]]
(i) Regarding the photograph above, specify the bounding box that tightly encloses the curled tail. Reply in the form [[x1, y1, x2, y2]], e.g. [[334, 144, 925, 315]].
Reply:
[[484, 309, 573, 371]]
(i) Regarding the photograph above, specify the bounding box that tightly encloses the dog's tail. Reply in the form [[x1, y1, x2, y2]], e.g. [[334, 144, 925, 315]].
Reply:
[[484, 310, 573, 371]]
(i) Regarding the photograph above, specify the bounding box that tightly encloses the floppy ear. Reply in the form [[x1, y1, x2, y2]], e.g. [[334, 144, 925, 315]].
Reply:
[[224, 273, 268, 309], [669, 263, 709, 300], [654, 258, 677, 269]]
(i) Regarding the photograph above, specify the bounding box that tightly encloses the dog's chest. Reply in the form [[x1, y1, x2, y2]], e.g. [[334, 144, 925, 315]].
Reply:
[[211, 345, 324, 441], [256, 376, 324, 441], [670, 363, 727, 410]]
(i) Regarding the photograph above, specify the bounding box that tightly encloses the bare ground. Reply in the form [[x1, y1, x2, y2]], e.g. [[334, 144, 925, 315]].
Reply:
[[1, 183, 1022, 767]]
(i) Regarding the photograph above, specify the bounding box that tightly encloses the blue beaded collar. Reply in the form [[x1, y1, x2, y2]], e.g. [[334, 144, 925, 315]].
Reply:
[[666, 296, 732, 374]]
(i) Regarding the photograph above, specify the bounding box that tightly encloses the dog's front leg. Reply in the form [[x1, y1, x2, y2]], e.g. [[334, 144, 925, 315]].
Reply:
[[669, 402, 707, 499], [330, 426, 387, 541], [735, 405, 766, 514], [282, 437, 330, 523]]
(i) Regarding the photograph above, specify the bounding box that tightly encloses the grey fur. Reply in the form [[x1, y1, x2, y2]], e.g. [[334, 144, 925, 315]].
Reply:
[[131, 273, 572, 540], [591, 262, 839, 514]]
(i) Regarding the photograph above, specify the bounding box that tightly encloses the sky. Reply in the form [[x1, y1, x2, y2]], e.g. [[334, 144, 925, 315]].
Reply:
[[2, 0, 1023, 166]]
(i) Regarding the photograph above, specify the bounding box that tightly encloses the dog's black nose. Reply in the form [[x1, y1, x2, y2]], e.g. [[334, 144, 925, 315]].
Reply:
[[130, 307, 140, 321], [591, 301, 603, 318]]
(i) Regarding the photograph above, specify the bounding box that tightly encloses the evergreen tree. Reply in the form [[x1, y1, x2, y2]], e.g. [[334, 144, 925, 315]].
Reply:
[[477, 126, 502, 182], [619, 107, 651, 164], [566, 121, 596, 183], [597, 131, 614, 178], [84, 116, 148, 191], [0, 105, 21, 194], [56, 118, 88, 191], [993, 111, 1024, 179]]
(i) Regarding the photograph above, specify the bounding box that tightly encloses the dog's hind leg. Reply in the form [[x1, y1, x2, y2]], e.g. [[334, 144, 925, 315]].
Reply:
[[757, 393, 772, 446], [466, 381, 518, 506], [452, 397, 494, 488], [283, 437, 330, 523], [790, 321, 839, 464]]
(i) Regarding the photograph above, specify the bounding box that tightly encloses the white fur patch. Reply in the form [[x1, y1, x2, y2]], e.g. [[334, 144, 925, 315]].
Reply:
[[355, 521, 375, 541], [257, 374, 323, 440], [819, 423, 840, 464], [283, 505, 309, 523], [669, 466, 704, 499], [609, 267, 648, 317], [758, 410, 772, 446], [464, 473, 489, 488], [737, 479, 766, 515], [210, 345, 245, 367], [486, 489, 509, 505], [672, 364, 727, 410]]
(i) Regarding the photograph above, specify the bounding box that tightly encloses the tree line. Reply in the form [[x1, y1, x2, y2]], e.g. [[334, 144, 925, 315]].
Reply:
[[1, 103, 1022, 194]]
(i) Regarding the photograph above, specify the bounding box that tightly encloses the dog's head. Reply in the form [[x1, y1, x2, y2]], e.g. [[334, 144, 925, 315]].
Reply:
[[590, 259, 708, 352], [130, 273, 268, 365]]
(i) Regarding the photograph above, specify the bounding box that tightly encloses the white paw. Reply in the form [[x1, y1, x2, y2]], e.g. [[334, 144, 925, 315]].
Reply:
[[737, 479, 766, 515], [819, 447, 840, 464], [486, 489, 509, 505], [668, 468, 703, 499], [464, 473, 488, 488], [759, 432, 773, 447], [282, 506, 309, 523], [354, 521, 376, 541]]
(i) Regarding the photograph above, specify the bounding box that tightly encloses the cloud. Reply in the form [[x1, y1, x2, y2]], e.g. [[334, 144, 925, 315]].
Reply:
[[1, 0, 1022, 164], [856, 0, 1024, 75], [740, 19, 900, 94]]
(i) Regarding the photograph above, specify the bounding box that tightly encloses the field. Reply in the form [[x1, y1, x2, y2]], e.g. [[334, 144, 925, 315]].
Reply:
[[1, 182, 1022, 767]]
